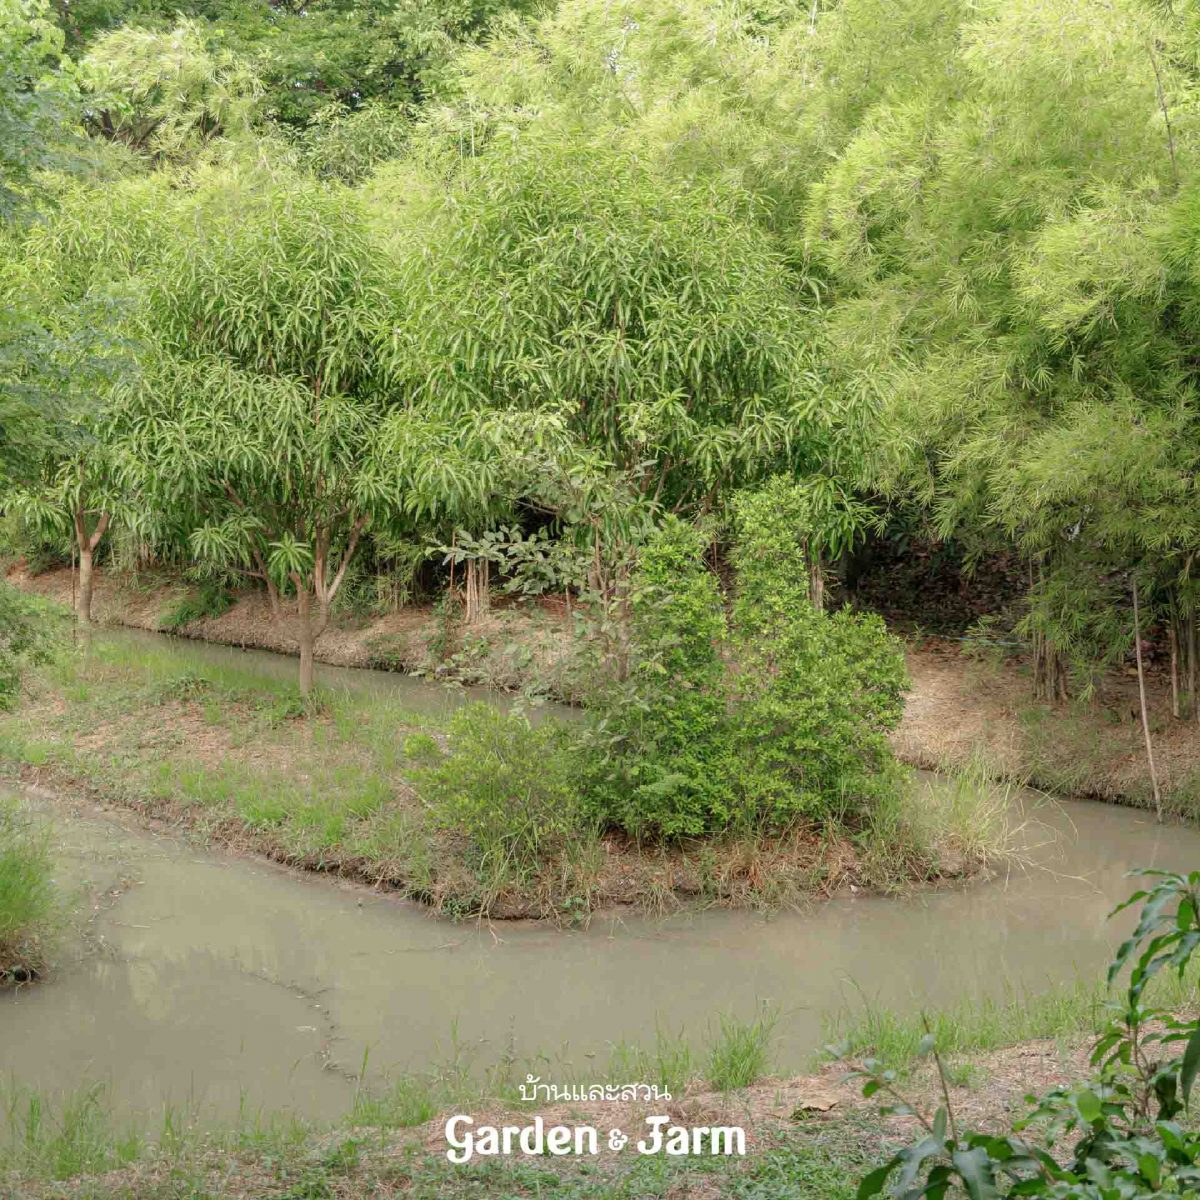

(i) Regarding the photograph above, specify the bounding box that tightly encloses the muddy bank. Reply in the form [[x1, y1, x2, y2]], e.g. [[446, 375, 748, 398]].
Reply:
[[10, 564, 1200, 813]]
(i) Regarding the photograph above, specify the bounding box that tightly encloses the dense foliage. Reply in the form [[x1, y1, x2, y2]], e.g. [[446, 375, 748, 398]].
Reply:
[[410, 702, 586, 881], [4, 0, 1200, 831], [0, 583, 55, 708], [587, 498, 907, 838]]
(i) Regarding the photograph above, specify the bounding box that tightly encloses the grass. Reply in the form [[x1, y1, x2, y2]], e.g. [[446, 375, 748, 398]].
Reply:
[[821, 963, 1199, 1077], [0, 632, 572, 917], [856, 757, 1024, 891], [0, 1056, 912, 1200], [7, 965, 1196, 1196], [0, 797, 55, 978], [0, 1016, 795, 1196], [156, 583, 234, 633], [706, 1008, 779, 1092]]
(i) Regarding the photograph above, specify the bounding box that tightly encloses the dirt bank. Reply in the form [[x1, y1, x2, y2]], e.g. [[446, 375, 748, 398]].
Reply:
[[21, 1037, 1091, 1200], [10, 563, 1200, 814]]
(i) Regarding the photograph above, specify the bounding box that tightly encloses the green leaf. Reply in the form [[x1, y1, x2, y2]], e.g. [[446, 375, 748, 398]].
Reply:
[[856, 1159, 900, 1200], [950, 1147, 998, 1200], [1179, 1025, 1200, 1109], [1075, 1091, 1102, 1123]]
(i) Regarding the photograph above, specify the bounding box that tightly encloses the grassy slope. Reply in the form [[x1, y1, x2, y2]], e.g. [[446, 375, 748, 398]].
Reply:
[[12, 565, 1200, 817]]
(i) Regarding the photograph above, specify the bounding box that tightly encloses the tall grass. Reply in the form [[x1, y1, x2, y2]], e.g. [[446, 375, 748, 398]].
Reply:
[[705, 1007, 778, 1091], [0, 798, 55, 973], [606, 1026, 698, 1097], [823, 964, 1199, 1075], [0, 1084, 142, 1181], [0, 1082, 311, 1185], [857, 760, 1028, 890]]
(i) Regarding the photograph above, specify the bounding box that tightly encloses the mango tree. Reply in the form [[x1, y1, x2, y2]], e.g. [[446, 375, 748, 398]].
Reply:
[[0, 178, 152, 625], [120, 167, 395, 694], [374, 133, 823, 660], [123, 360, 381, 693], [7, 449, 122, 624]]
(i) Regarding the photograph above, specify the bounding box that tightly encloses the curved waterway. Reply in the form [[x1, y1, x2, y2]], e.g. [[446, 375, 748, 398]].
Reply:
[[4, 631, 1200, 1126]]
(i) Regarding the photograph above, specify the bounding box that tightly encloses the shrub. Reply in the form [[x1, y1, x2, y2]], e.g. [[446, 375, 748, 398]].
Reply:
[[853, 869, 1200, 1199], [157, 582, 233, 631], [0, 799, 55, 975], [728, 480, 908, 828], [586, 489, 909, 839], [413, 703, 587, 881], [585, 518, 735, 838], [0, 583, 57, 710]]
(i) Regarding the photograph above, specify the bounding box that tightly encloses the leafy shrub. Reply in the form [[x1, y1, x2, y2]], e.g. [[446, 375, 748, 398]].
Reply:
[[586, 518, 735, 837], [728, 480, 908, 827], [413, 703, 587, 880], [0, 799, 55, 973], [586, 488, 908, 838], [157, 582, 233, 631], [853, 869, 1200, 1199], [0, 583, 57, 711]]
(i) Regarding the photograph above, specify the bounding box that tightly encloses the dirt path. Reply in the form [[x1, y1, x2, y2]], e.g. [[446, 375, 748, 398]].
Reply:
[[11, 564, 1200, 812]]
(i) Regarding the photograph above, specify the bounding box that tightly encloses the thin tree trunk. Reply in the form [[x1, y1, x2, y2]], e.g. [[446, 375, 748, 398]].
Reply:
[[1133, 581, 1163, 822], [76, 547, 94, 626], [296, 584, 316, 698], [807, 542, 825, 612], [291, 518, 364, 697], [1170, 619, 1180, 719], [463, 558, 490, 625], [612, 556, 632, 683], [72, 509, 110, 625], [1190, 606, 1198, 724], [252, 547, 281, 619]]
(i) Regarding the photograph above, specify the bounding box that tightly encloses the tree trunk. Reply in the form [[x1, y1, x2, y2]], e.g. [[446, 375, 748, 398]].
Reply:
[[72, 509, 109, 626], [807, 545, 825, 613], [1032, 630, 1069, 703], [296, 586, 316, 698], [266, 575, 282, 621], [1170, 619, 1180, 719], [1133, 581, 1162, 822], [463, 558, 491, 625], [1190, 606, 1198, 725], [76, 547, 94, 626]]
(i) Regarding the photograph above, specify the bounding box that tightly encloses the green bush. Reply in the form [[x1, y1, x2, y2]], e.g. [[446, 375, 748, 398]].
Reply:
[[728, 480, 908, 828], [586, 517, 735, 838], [586, 488, 908, 838], [0, 799, 55, 973], [413, 703, 587, 880], [0, 583, 58, 711]]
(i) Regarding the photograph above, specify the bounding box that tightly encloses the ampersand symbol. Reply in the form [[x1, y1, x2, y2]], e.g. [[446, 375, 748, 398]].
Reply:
[[608, 1128, 628, 1151]]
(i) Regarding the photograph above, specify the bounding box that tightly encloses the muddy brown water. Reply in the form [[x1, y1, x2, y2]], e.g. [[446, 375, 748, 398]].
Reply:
[[4, 631, 1200, 1127]]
